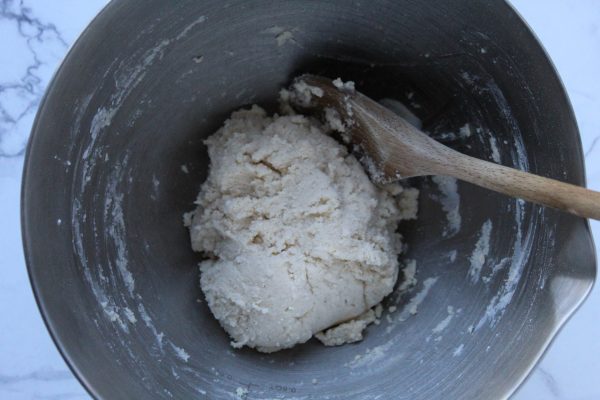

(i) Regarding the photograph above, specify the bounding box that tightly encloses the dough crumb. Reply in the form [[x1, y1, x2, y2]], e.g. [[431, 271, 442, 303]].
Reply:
[[332, 77, 355, 92], [324, 107, 347, 132], [235, 387, 248, 398], [315, 308, 377, 346], [398, 259, 418, 292], [459, 123, 473, 138], [396, 187, 419, 220], [285, 80, 323, 107], [276, 31, 294, 46]]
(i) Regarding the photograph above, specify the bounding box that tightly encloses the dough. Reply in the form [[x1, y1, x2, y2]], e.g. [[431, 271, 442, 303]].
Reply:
[[186, 101, 417, 353], [315, 304, 382, 346]]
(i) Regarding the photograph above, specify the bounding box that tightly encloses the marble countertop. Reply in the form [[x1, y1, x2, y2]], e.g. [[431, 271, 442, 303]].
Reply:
[[1, 1, 598, 399]]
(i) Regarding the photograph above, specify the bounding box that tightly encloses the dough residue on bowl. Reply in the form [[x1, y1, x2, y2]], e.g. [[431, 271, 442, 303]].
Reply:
[[185, 82, 418, 353]]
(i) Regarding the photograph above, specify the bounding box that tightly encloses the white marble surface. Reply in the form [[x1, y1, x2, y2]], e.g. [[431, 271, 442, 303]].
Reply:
[[0, 0, 598, 399]]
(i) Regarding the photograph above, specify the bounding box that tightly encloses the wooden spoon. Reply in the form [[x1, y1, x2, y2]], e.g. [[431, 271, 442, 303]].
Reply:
[[289, 74, 600, 220]]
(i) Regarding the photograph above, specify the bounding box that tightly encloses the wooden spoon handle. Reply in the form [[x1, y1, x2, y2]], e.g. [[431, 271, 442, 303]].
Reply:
[[440, 152, 600, 220]]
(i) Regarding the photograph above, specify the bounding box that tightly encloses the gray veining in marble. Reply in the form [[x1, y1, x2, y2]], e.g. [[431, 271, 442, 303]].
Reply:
[[0, 0, 68, 158]]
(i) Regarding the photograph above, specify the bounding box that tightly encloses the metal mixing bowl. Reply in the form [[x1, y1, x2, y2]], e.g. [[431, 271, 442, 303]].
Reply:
[[22, 0, 596, 399]]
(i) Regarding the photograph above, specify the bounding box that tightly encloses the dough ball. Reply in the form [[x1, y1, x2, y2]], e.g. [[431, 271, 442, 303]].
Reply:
[[186, 105, 415, 352]]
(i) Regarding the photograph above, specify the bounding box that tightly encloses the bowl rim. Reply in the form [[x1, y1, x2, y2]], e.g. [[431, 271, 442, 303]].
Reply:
[[21, 2, 114, 399], [500, 1, 597, 398]]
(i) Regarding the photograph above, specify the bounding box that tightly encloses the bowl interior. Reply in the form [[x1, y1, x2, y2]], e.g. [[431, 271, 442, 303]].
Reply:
[[23, 1, 596, 399]]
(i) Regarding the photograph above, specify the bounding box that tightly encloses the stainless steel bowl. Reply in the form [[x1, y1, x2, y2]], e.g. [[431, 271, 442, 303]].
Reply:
[[22, 0, 596, 399]]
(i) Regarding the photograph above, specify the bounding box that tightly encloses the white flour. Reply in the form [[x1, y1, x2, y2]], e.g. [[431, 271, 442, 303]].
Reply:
[[468, 219, 493, 284], [431, 306, 456, 334], [431, 176, 461, 237]]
